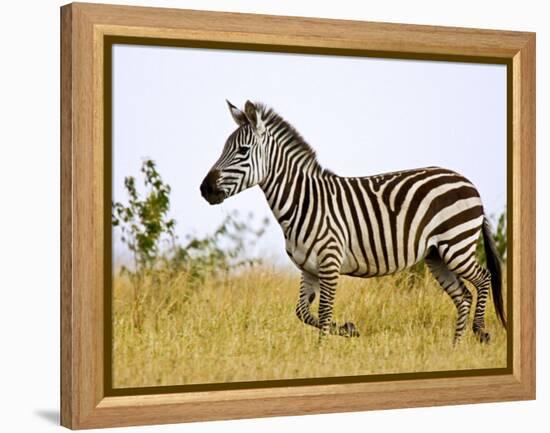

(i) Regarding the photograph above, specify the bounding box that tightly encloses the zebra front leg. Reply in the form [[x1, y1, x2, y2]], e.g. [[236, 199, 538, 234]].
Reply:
[[317, 257, 360, 341], [296, 271, 359, 337], [318, 264, 337, 341], [295, 271, 320, 328]]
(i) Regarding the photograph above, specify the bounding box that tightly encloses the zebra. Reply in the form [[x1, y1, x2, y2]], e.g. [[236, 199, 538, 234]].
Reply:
[[200, 100, 506, 343]]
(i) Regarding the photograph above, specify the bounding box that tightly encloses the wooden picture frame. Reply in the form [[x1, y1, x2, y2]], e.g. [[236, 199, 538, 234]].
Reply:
[[60, 2, 536, 429]]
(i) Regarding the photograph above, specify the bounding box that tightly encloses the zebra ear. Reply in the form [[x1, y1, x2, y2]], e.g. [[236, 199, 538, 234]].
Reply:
[[226, 99, 247, 126], [244, 100, 265, 135]]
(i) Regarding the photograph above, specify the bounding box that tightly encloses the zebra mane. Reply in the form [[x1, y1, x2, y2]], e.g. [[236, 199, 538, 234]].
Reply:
[[256, 103, 331, 174]]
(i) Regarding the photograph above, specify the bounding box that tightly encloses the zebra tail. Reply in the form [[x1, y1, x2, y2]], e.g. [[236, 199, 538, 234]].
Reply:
[[482, 216, 506, 328]]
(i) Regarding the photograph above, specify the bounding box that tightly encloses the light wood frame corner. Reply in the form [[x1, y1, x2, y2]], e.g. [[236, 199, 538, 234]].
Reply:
[[61, 2, 535, 429]]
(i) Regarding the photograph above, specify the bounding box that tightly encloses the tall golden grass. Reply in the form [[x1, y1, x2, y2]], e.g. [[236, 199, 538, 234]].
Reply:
[[112, 265, 507, 388]]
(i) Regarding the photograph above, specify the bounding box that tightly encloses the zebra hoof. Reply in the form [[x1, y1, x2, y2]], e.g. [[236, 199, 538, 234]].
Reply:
[[478, 331, 491, 344], [341, 322, 360, 338]]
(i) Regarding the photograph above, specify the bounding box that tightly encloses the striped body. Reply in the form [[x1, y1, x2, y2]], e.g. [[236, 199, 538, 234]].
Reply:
[[266, 167, 483, 279], [201, 101, 505, 343]]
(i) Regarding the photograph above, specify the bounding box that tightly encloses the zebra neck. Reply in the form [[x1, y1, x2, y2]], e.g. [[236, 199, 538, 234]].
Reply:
[[257, 108, 328, 226], [259, 144, 325, 226]]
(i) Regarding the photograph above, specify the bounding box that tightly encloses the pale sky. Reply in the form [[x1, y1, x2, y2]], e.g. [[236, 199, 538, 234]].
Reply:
[[112, 44, 506, 266]]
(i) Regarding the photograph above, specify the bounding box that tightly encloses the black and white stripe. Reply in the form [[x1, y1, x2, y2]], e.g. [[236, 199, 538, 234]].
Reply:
[[200, 100, 506, 343]]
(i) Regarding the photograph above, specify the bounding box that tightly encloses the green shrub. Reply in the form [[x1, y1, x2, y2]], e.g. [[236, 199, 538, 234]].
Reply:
[[112, 159, 176, 298]]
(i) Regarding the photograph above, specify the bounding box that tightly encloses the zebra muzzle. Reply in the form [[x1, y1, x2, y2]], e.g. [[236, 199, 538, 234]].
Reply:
[[200, 170, 226, 205]]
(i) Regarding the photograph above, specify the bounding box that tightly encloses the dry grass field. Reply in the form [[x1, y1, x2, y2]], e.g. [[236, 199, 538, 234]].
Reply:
[[112, 264, 507, 388]]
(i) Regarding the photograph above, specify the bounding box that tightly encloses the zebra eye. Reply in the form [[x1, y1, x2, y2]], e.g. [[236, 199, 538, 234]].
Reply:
[[237, 146, 250, 156]]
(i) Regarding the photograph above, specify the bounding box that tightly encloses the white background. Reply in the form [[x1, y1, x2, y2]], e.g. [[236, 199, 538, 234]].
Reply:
[[112, 45, 506, 266], [0, 0, 547, 432]]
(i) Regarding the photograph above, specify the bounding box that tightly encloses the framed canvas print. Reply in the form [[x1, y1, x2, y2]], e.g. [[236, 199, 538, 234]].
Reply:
[[60, 2, 536, 429]]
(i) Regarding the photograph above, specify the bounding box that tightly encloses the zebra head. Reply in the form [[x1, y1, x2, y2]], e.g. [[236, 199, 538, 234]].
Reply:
[[200, 100, 268, 205]]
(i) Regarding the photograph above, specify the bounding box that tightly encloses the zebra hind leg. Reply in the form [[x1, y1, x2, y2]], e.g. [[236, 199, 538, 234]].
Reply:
[[455, 262, 492, 344], [425, 252, 473, 344], [296, 271, 359, 338]]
